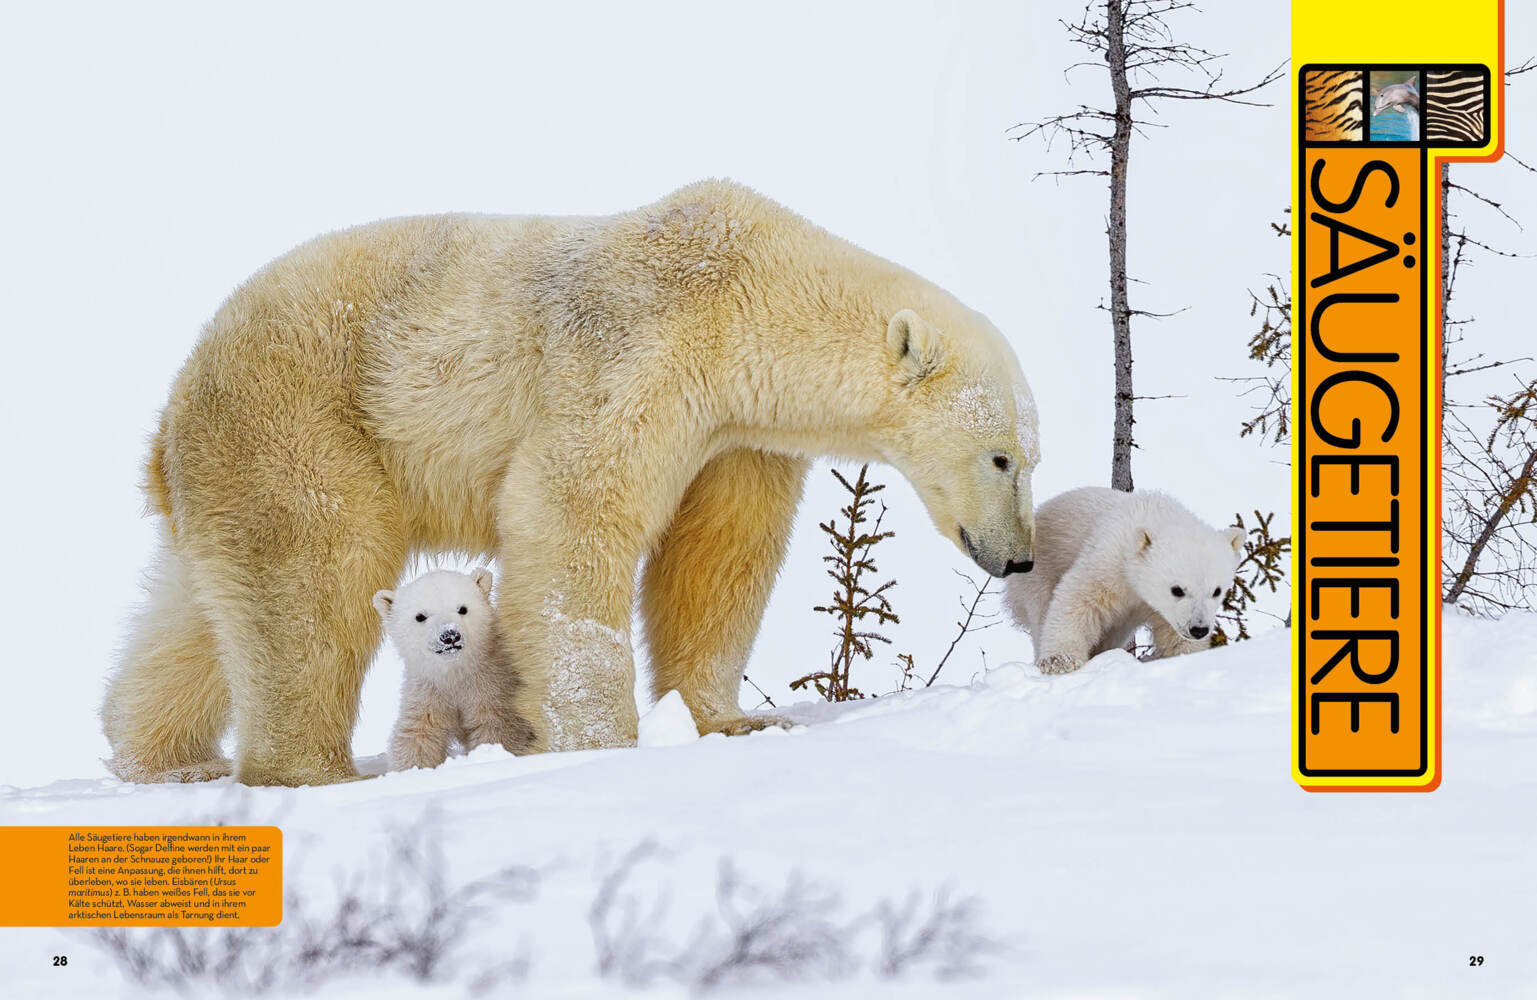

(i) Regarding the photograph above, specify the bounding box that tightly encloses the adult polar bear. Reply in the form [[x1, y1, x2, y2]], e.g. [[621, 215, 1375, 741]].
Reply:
[[102, 180, 1041, 786]]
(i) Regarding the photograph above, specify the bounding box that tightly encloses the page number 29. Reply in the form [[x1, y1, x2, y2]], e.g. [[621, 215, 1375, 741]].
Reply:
[[1469, 955, 1485, 967]]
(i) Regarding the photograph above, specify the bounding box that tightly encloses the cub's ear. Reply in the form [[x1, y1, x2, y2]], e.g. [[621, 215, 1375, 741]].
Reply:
[[1137, 531, 1153, 555], [1223, 526, 1246, 556], [885, 309, 945, 382], [372, 590, 395, 619], [471, 568, 494, 599]]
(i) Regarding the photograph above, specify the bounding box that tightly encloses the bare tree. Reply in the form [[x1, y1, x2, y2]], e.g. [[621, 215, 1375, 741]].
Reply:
[[1011, 1, 1282, 490], [1438, 60, 1537, 612]]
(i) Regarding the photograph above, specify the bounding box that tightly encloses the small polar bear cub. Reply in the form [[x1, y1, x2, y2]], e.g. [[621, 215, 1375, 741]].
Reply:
[[374, 569, 536, 770], [1004, 487, 1245, 675]]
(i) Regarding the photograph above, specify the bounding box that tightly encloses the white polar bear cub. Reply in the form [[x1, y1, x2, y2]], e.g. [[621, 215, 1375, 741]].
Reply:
[[1004, 488, 1245, 674], [374, 569, 536, 770]]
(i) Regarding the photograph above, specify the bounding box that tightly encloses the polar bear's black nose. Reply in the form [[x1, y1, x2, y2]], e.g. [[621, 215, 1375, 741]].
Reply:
[[1189, 625, 1209, 639], [1003, 559, 1034, 575], [439, 627, 462, 646]]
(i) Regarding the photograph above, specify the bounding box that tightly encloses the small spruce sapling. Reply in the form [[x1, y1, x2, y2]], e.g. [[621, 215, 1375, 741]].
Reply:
[[793, 465, 900, 702]]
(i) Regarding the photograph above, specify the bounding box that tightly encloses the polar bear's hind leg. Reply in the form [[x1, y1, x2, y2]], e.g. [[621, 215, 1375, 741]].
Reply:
[[642, 449, 807, 735], [102, 540, 232, 783]]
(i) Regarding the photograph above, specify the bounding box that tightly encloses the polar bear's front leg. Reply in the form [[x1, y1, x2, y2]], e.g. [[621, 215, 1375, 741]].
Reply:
[[1034, 565, 1119, 675], [642, 448, 808, 737], [495, 426, 697, 753], [497, 529, 643, 753], [389, 682, 459, 771], [459, 668, 539, 755]]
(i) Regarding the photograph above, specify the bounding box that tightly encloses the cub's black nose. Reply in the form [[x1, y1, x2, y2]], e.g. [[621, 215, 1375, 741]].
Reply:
[[1189, 625, 1209, 639], [1003, 559, 1034, 575], [440, 628, 462, 645]]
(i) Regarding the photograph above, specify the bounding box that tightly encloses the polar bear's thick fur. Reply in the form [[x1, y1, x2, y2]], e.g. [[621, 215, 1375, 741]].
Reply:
[[101, 179, 1041, 786], [1004, 488, 1244, 674], [374, 569, 535, 770]]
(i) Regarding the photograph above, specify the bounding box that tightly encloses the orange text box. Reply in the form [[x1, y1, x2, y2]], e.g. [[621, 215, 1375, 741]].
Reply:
[[0, 826, 282, 926], [1298, 145, 1429, 781]]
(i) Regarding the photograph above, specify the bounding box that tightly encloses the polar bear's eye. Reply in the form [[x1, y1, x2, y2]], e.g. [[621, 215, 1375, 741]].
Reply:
[[414, 613, 427, 623], [1212, 588, 1222, 598], [1170, 587, 1185, 598], [992, 454, 1012, 472], [458, 606, 468, 615]]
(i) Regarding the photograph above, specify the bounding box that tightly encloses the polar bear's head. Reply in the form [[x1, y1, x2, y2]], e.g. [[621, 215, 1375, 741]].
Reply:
[[1126, 526, 1245, 641], [373, 569, 496, 671], [874, 307, 1040, 579]]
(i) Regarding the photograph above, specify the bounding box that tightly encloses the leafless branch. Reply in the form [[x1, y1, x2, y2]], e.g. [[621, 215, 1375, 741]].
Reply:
[[925, 573, 998, 687], [742, 673, 777, 709], [1446, 180, 1525, 230]]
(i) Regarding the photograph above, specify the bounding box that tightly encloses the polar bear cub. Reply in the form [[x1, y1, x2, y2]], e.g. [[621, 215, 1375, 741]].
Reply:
[[374, 569, 536, 770], [1004, 487, 1244, 674]]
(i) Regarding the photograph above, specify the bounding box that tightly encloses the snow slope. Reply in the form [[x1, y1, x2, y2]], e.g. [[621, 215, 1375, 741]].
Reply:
[[4, 612, 1535, 998]]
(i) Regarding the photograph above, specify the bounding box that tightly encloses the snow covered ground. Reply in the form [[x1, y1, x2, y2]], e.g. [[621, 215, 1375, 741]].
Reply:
[[5, 611, 1535, 998]]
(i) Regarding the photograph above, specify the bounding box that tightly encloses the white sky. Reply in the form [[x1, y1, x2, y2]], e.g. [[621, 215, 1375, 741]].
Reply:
[[1, 1, 1532, 785]]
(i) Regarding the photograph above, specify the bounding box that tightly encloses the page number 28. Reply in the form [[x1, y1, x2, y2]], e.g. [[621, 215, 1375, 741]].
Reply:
[[51, 956, 67, 967], [1469, 955, 1485, 967]]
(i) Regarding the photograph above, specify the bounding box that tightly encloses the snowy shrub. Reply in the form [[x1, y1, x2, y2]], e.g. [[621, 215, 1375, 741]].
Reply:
[[872, 889, 1003, 979], [91, 814, 538, 994], [587, 841, 1004, 991]]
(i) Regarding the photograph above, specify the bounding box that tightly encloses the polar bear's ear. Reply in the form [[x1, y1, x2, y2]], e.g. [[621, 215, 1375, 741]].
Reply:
[[1137, 531, 1153, 555], [886, 309, 945, 382], [372, 590, 394, 619], [471, 568, 494, 600], [1223, 526, 1246, 556]]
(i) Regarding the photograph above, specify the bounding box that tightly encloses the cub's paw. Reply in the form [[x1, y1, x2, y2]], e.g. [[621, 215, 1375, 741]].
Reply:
[[701, 714, 796, 737], [387, 744, 449, 773], [1036, 653, 1084, 675], [464, 717, 540, 757]]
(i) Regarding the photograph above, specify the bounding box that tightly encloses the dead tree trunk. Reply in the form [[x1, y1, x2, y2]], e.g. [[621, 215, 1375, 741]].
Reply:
[[1010, 3, 1279, 494], [1438, 162, 1450, 423], [1107, 0, 1135, 492]]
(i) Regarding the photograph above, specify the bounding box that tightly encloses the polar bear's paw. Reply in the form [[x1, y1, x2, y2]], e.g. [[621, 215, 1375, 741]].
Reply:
[[702, 714, 796, 737], [160, 759, 234, 783], [1036, 653, 1084, 675], [107, 756, 234, 784]]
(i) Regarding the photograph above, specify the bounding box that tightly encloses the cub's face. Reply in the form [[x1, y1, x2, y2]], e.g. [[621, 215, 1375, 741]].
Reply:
[[373, 569, 495, 671], [877, 308, 1039, 580], [1126, 528, 1245, 641]]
